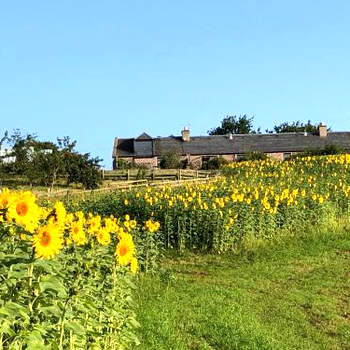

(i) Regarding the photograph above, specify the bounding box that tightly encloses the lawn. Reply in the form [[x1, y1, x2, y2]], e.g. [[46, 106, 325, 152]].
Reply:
[[135, 227, 350, 349]]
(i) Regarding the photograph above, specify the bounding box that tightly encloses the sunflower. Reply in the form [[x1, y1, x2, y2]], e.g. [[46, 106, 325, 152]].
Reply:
[[7, 191, 40, 232], [96, 227, 111, 246], [87, 214, 101, 235], [33, 223, 63, 259], [130, 257, 138, 274], [52, 201, 66, 229], [0, 188, 13, 209], [69, 221, 87, 245], [115, 236, 135, 266]]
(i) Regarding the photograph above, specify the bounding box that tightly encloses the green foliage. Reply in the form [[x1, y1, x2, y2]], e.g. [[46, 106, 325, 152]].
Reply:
[[64, 152, 102, 189], [0, 131, 102, 189], [267, 120, 321, 133], [159, 150, 181, 169], [76, 155, 350, 254], [136, 167, 148, 180], [0, 224, 140, 349], [116, 158, 133, 169], [239, 151, 268, 162], [201, 156, 229, 170], [288, 144, 345, 160], [208, 115, 256, 135], [133, 230, 163, 274]]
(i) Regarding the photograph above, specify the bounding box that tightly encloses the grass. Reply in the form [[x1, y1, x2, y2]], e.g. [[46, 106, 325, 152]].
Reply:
[[134, 224, 350, 349]]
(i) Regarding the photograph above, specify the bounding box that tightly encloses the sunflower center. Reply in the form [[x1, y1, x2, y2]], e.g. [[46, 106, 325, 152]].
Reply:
[[119, 245, 128, 256], [40, 231, 51, 247], [1, 199, 8, 206], [16, 202, 29, 216]]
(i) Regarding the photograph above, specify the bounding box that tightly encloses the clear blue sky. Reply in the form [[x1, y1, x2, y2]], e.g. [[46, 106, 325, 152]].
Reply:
[[1, 1, 350, 168]]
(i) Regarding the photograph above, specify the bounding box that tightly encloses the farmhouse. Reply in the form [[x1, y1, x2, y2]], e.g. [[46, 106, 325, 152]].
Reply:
[[112, 124, 350, 169]]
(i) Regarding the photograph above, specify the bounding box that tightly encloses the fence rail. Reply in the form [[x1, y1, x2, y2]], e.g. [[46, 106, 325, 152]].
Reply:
[[102, 169, 218, 181], [36, 175, 220, 202]]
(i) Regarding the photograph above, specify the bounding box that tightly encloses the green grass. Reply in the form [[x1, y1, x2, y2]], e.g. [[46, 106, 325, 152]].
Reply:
[[134, 226, 350, 349]]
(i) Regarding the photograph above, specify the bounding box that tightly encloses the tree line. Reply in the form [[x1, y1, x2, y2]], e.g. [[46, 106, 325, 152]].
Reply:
[[0, 130, 102, 189], [208, 115, 323, 135]]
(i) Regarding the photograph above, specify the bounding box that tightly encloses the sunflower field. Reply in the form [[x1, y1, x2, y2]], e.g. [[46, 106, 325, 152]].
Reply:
[[77, 154, 350, 253], [0, 189, 161, 349], [1, 154, 350, 348]]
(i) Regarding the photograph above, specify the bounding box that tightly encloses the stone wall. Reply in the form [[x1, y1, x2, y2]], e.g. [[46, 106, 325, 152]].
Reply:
[[134, 157, 158, 169], [267, 152, 284, 161]]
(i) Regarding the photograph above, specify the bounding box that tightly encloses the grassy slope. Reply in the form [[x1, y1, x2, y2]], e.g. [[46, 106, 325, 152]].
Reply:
[[135, 227, 350, 349]]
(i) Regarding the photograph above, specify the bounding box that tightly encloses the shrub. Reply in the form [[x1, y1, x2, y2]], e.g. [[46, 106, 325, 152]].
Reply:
[[240, 151, 268, 161], [159, 150, 181, 169], [202, 156, 229, 170]]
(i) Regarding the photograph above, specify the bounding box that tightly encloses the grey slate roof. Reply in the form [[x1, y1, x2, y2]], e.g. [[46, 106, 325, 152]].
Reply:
[[136, 132, 152, 140], [114, 132, 350, 158]]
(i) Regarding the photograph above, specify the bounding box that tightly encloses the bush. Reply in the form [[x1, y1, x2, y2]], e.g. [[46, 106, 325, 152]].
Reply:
[[240, 151, 268, 162], [288, 144, 345, 160], [159, 150, 181, 169], [202, 156, 229, 170]]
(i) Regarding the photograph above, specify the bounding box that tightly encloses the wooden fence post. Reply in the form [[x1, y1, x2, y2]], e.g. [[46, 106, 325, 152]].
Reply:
[[127, 169, 130, 181]]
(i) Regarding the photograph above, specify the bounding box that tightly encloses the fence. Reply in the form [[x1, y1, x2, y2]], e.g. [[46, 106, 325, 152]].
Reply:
[[36, 176, 220, 202], [101, 169, 218, 181]]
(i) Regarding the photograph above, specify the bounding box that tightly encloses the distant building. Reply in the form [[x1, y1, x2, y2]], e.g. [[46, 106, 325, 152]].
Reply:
[[112, 124, 350, 169], [0, 148, 16, 164]]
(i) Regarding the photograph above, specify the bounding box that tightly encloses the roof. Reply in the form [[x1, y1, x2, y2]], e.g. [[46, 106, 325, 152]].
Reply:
[[136, 132, 152, 140], [113, 132, 350, 158]]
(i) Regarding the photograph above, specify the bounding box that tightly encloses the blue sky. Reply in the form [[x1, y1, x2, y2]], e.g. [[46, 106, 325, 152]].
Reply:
[[1, 1, 350, 168]]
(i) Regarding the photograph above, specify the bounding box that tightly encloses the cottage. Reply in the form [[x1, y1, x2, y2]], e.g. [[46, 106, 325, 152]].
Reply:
[[112, 124, 350, 169]]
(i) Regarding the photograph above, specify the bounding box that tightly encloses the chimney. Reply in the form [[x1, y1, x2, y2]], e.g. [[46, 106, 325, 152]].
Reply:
[[319, 123, 327, 137], [181, 127, 190, 142]]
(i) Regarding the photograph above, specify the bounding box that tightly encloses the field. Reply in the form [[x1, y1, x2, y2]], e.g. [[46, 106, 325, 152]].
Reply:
[[135, 225, 350, 349], [1, 154, 350, 348]]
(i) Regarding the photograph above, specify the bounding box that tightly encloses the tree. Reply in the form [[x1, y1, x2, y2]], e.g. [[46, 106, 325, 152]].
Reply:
[[64, 151, 102, 189], [267, 120, 322, 134], [0, 131, 102, 189], [208, 115, 256, 135]]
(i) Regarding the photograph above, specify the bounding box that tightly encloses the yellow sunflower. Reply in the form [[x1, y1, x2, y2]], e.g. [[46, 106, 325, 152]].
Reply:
[[7, 191, 40, 232], [130, 257, 138, 274], [96, 227, 111, 246], [87, 214, 101, 235], [52, 201, 66, 229], [0, 188, 13, 209], [69, 221, 87, 245], [33, 223, 63, 259], [115, 236, 135, 266]]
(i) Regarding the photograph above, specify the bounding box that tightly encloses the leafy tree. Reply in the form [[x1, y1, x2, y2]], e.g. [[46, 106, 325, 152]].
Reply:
[[208, 115, 256, 135], [64, 151, 102, 189], [267, 120, 323, 134], [0, 131, 102, 189]]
